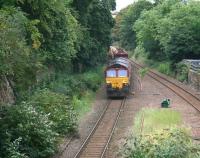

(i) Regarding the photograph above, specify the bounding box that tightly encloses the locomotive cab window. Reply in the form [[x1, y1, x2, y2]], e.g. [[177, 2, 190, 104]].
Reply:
[[106, 69, 117, 77], [118, 69, 128, 77]]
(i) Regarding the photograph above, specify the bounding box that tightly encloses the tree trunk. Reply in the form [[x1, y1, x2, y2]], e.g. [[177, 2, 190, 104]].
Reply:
[[0, 75, 15, 105]]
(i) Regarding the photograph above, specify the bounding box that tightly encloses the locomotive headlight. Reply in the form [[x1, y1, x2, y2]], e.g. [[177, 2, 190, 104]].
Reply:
[[106, 81, 111, 84], [106, 81, 112, 87], [123, 81, 128, 86]]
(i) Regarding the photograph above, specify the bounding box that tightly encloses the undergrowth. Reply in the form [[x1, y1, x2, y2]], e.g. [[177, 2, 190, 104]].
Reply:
[[119, 108, 200, 158], [132, 48, 189, 82], [120, 128, 200, 158], [0, 67, 103, 158]]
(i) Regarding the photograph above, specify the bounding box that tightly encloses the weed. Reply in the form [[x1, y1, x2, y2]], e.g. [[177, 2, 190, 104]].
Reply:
[[138, 68, 149, 79]]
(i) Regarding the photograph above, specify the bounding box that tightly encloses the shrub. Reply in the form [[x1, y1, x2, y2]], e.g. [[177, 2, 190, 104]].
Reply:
[[157, 62, 172, 75], [72, 91, 94, 120], [0, 103, 57, 158], [5, 137, 29, 158], [48, 68, 103, 97], [133, 46, 148, 61], [138, 68, 149, 79], [120, 128, 200, 158], [175, 62, 189, 82], [81, 70, 102, 92], [29, 89, 77, 135]]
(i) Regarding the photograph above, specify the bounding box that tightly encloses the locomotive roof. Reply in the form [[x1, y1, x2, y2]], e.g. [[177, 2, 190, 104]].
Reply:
[[107, 57, 129, 69]]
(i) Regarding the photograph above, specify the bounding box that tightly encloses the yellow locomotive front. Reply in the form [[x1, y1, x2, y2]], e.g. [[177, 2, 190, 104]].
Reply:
[[105, 58, 131, 97]]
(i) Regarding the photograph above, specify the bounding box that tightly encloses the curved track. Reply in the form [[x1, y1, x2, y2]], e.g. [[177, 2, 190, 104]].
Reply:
[[131, 60, 200, 111], [74, 98, 126, 158]]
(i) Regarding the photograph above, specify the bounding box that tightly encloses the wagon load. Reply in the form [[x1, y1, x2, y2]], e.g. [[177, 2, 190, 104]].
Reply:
[[114, 48, 128, 58], [108, 46, 128, 59], [109, 46, 118, 59]]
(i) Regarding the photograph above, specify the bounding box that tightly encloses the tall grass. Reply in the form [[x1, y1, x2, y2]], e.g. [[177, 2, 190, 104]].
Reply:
[[157, 62, 172, 75], [72, 91, 95, 121], [133, 108, 181, 135]]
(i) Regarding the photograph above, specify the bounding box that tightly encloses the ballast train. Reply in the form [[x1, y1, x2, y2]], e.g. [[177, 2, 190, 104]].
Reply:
[[105, 47, 132, 97]]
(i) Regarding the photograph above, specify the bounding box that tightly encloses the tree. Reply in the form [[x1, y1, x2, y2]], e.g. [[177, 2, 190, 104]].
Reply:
[[102, 0, 116, 10], [157, 1, 200, 62], [134, 0, 200, 62], [117, 0, 153, 50], [72, 0, 115, 71], [15, 0, 81, 70], [134, 0, 180, 60]]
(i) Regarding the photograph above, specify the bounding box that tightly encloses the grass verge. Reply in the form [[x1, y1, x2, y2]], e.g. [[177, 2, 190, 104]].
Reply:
[[134, 108, 181, 135], [72, 91, 95, 121], [119, 108, 200, 158]]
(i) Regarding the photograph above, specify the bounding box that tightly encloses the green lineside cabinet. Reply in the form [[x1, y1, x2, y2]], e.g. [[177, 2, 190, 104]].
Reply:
[[161, 99, 170, 108]]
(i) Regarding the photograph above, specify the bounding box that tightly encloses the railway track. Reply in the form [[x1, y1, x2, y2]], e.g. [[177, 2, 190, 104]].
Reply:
[[131, 60, 200, 111], [74, 98, 126, 158]]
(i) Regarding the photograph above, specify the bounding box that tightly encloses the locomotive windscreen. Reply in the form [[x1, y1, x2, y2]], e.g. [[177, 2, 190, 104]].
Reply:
[[106, 69, 117, 77], [118, 70, 128, 77]]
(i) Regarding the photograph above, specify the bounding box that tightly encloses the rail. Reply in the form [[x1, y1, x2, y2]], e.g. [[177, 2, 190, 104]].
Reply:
[[74, 98, 126, 158], [131, 60, 200, 112]]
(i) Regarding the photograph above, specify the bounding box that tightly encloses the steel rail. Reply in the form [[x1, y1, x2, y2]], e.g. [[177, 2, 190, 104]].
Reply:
[[58, 100, 112, 158], [73, 100, 111, 158], [74, 99, 125, 158], [100, 98, 126, 158], [131, 60, 200, 111]]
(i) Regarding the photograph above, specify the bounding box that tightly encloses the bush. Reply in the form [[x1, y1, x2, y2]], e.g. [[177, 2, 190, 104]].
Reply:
[[29, 89, 77, 135], [5, 137, 29, 158], [0, 103, 57, 158], [81, 70, 102, 92], [157, 62, 172, 75], [48, 68, 103, 97], [175, 62, 189, 82], [120, 128, 200, 158], [72, 91, 94, 120], [138, 68, 149, 79], [133, 46, 147, 61]]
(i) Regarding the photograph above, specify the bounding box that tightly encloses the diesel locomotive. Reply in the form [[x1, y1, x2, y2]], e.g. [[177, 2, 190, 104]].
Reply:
[[105, 47, 131, 97]]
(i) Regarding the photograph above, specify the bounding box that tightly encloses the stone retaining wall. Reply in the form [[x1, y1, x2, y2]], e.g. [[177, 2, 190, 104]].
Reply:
[[188, 70, 200, 91]]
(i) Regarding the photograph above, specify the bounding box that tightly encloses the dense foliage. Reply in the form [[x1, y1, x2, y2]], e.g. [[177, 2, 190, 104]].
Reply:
[[113, 0, 153, 50], [0, 68, 103, 158], [0, 0, 114, 99], [29, 89, 77, 135], [115, 0, 200, 63], [72, 0, 114, 69], [0, 0, 114, 157], [120, 128, 200, 158], [0, 103, 57, 158], [120, 108, 200, 157]]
